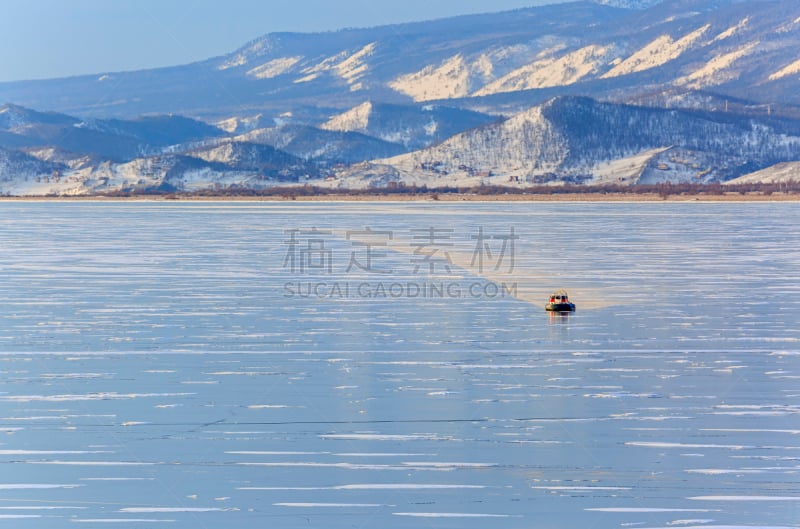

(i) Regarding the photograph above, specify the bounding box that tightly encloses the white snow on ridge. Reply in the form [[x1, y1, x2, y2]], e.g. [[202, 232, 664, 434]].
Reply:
[[725, 162, 800, 184], [218, 56, 248, 70], [0, 151, 264, 196], [603, 24, 710, 78], [296, 43, 376, 90], [470, 41, 563, 82], [233, 128, 293, 149], [373, 106, 567, 183], [321, 101, 373, 132], [711, 17, 749, 43], [588, 147, 671, 185], [190, 142, 243, 165], [676, 41, 759, 89], [388, 44, 560, 101], [294, 73, 319, 84], [247, 57, 302, 79], [1, 158, 164, 197], [215, 114, 266, 134], [24, 148, 93, 170], [0, 105, 39, 130], [769, 58, 800, 81], [472, 54, 494, 81], [335, 42, 377, 89], [218, 40, 271, 70], [389, 55, 471, 102], [475, 44, 617, 95]]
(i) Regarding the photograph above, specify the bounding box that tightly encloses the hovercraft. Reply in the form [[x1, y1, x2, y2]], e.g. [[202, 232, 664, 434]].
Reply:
[[545, 290, 575, 312]]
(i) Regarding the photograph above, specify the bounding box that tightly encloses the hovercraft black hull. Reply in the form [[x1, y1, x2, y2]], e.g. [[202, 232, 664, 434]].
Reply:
[[546, 302, 575, 312]]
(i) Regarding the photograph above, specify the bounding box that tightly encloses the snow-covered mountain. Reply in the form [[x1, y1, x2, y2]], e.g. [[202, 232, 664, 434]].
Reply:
[[0, 100, 505, 193], [1, 0, 800, 194], [1, 0, 798, 121], [0, 147, 65, 190], [235, 124, 407, 164], [0, 104, 227, 161], [332, 96, 800, 188], [0, 105, 321, 195], [320, 102, 499, 150]]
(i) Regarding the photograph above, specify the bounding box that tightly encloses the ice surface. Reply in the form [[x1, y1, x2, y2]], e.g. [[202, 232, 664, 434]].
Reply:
[[0, 201, 798, 528]]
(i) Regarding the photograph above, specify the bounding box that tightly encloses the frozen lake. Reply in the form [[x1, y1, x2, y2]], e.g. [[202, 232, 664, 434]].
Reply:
[[0, 201, 798, 528]]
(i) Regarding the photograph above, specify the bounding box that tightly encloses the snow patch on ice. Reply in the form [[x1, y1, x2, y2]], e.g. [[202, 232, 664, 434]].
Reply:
[[634, 526, 796, 529], [0, 483, 82, 489], [0, 392, 194, 403], [626, 442, 752, 449], [120, 507, 234, 513], [336, 483, 485, 490], [686, 469, 768, 475], [532, 486, 631, 491], [275, 503, 384, 508], [690, 496, 800, 502], [0, 506, 86, 511], [0, 450, 110, 455], [393, 512, 516, 518], [28, 461, 158, 466], [72, 519, 175, 523], [319, 433, 450, 441], [585, 508, 715, 512]]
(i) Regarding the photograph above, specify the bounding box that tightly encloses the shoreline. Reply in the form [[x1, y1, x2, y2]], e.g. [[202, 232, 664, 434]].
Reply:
[[1, 192, 799, 202]]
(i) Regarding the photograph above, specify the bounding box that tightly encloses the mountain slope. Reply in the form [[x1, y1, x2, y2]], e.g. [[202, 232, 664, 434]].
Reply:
[[187, 140, 314, 179], [0, 2, 631, 119], [0, 147, 67, 195], [344, 96, 800, 187], [236, 124, 407, 164], [0, 104, 227, 161], [1, 1, 800, 194], [320, 101, 500, 149], [0, 0, 797, 124]]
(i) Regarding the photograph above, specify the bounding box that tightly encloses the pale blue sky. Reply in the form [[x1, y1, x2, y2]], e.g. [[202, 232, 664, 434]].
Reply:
[[0, 0, 561, 83]]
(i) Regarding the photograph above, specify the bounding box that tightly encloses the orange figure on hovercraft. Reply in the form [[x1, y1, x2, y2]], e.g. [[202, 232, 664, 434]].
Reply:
[[545, 290, 576, 312]]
